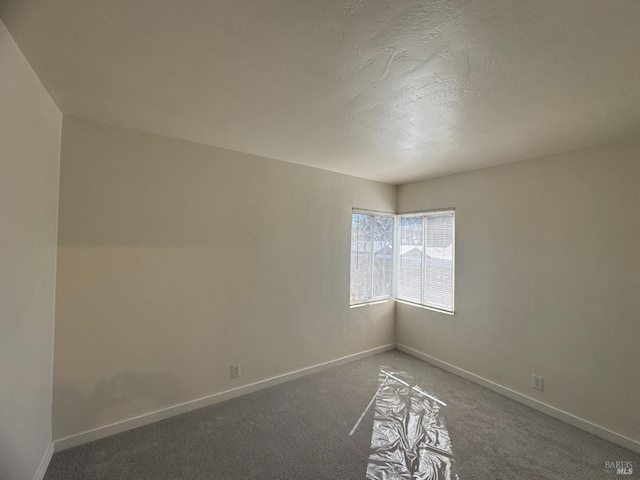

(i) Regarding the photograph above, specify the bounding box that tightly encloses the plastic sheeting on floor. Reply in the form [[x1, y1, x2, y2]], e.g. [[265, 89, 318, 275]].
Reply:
[[365, 368, 459, 480]]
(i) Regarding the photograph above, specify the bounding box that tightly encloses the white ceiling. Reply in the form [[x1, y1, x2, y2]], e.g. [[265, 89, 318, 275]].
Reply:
[[2, 0, 639, 184]]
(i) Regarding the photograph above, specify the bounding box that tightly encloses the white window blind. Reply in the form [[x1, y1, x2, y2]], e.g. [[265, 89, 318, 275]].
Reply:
[[350, 212, 394, 304], [373, 216, 394, 298], [351, 214, 372, 303], [397, 211, 455, 312], [397, 216, 423, 301]]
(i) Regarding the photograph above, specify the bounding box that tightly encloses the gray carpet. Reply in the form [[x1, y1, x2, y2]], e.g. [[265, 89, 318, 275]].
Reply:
[[45, 350, 639, 479]]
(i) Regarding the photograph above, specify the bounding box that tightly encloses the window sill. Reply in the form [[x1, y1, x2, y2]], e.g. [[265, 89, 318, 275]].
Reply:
[[349, 299, 392, 309], [395, 299, 454, 315]]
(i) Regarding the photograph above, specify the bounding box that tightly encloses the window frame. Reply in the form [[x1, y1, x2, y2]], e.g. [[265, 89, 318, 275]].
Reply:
[[349, 208, 455, 313], [395, 209, 456, 314], [349, 209, 395, 307]]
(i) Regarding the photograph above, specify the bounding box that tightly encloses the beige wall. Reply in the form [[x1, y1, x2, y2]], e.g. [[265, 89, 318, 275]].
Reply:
[[397, 140, 640, 444], [53, 117, 396, 439], [0, 20, 62, 480]]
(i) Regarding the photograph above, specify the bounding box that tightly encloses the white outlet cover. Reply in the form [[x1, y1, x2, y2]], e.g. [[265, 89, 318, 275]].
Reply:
[[532, 375, 544, 391]]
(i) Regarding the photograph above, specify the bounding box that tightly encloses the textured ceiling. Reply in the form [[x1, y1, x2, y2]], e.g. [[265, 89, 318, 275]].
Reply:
[[2, 0, 640, 184]]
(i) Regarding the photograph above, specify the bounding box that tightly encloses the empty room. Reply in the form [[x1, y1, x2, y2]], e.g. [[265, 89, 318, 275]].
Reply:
[[1, 0, 639, 479]]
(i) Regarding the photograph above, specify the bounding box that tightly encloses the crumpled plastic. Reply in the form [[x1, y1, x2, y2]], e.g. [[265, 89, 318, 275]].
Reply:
[[365, 368, 459, 480]]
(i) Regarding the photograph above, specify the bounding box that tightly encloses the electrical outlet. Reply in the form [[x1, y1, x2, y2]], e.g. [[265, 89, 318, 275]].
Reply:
[[532, 374, 544, 391], [231, 363, 241, 378]]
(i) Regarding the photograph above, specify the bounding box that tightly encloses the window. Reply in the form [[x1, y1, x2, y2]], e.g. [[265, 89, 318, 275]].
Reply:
[[350, 211, 394, 305], [397, 211, 455, 313], [350, 209, 455, 312]]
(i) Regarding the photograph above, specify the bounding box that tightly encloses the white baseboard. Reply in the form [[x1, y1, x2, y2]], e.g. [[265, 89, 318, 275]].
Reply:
[[54, 343, 395, 452], [396, 344, 640, 455], [33, 442, 54, 480]]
